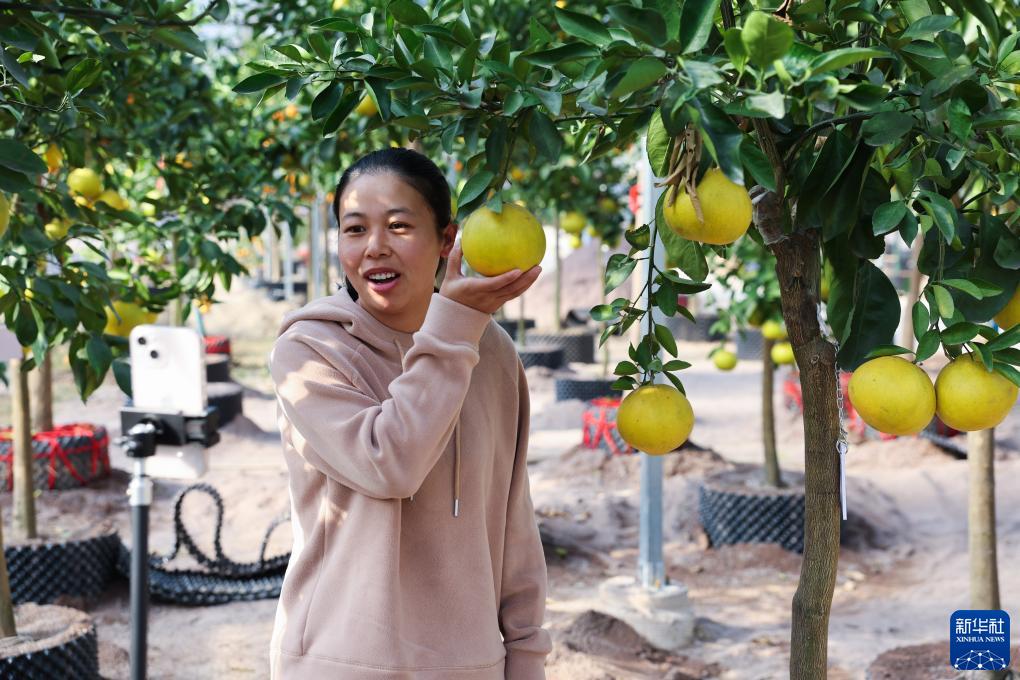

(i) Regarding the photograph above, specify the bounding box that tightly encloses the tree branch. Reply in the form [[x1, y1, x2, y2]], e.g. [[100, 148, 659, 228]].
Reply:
[[782, 111, 878, 165], [0, 1, 221, 27]]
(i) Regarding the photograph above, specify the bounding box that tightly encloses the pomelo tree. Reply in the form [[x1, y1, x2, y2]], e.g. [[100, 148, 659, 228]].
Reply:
[[242, 1, 1020, 674]]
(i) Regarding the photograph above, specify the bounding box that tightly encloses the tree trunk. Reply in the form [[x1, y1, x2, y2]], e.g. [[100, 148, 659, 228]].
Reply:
[[762, 337, 783, 488], [554, 213, 562, 331], [11, 358, 37, 540], [0, 505, 16, 637], [966, 429, 1008, 680], [600, 245, 610, 379], [29, 351, 53, 433], [756, 194, 841, 679]]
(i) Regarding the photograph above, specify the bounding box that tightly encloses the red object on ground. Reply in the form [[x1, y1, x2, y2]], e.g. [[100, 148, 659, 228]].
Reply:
[[582, 397, 634, 456], [203, 335, 231, 356], [0, 423, 110, 490]]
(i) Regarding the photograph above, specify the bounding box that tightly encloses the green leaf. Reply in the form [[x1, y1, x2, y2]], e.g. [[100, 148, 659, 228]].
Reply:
[[690, 98, 743, 184], [591, 304, 618, 322], [902, 15, 957, 39], [918, 191, 957, 244], [152, 28, 206, 59], [522, 43, 599, 67], [873, 201, 907, 236], [808, 47, 886, 76], [625, 224, 651, 249], [865, 344, 912, 359], [931, 284, 956, 320], [657, 204, 708, 281], [941, 279, 986, 300], [614, 360, 640, 375], [389, 0, 430, 25], [996, 347, 1020, 365], [528, 110, 563, 161], [459, 170, 494, 206], [912, 301, 930, 340], [994, 362, 1020, 389], [0, 140, 47, 176], [611, 57, 667, 99], [234, 72, 287, 94], [973, 110, 1020, 129], [987, 325, 1020, 351], [554, 8, 612, 46], [86, 335, 112, 374], [663, 371, 686, 394], [723, 28, 749, 73], [941, 322, 982, 344], [607, 4, 667, 46], [741, 12, 794, 68], [647, 111, 671, 177], [740, 139, 775, 191], [655, 323, 678, 357], [655, 282, 678, 316], [862, 111, 915, 146], [663, 359, 691, 371], [836, 260, 901, 370], [64, 57, 103, 93], [915, 328, 941, 361], [311, 81, 343, 120], [605, 253, 638, 293], [679, 0, 717, 54]]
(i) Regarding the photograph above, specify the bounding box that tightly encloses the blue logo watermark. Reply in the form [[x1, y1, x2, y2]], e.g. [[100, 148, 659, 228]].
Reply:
[[950, 610, 1010, 672]]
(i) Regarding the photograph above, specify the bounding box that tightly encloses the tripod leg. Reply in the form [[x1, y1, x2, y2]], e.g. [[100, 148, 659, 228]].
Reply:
[[129, 459, 153, 680]]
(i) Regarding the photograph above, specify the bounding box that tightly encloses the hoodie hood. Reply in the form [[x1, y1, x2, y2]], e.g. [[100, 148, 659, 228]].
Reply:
[[276, 288, 463, 516]]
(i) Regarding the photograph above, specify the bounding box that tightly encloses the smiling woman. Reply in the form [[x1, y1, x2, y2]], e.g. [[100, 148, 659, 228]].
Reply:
[[269, 149, 549, 679]]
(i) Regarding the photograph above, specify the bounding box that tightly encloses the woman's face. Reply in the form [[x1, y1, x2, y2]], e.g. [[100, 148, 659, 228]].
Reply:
[[338, 171, 455, 332]]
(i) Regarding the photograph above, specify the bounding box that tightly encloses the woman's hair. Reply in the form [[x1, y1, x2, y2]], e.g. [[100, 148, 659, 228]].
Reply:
[[333, 148, 453, 300], [332, 148, 451, 234]]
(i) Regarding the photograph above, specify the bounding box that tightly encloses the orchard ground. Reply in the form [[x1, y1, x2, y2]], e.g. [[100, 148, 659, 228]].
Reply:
[[2, 253, 1019, 679]]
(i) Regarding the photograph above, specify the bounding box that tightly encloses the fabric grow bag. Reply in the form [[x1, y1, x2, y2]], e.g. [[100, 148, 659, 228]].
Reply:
[[554, 377, 621, 402], [0, 604, 99, 680], [526, 331, 596, 364], [6, 531, 120, 605], [698, 469, 805, 553], [517, 345, 564, 370]]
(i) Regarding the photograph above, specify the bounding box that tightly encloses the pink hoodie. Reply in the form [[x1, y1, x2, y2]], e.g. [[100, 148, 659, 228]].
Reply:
[[268, 288, 551, 679]]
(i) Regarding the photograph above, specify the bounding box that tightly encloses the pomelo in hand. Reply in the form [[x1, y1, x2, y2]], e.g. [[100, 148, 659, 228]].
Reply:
[[848, 356, 935, 436], [68, 168, 103, 201], [461, 203, 546, 276], [662, 168, 752, 245], [771, 341, 795, 365], [935, 355, 1018, 431], [617, 384, 694, 455], [713, 349, 737, 371], [994, 287, 1020, 330]]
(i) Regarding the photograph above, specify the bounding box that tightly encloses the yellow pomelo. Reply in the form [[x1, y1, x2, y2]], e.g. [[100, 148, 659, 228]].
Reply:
[[848, 356, 935, 436], [762, 319, 787, 340], [569, 234, 583, 249], [561, 211, 586, 235], [354, 95, 378, 117], [44, 144, 63, 173], [97, 190, 129, 211], [332, 0, 350, 9], [617, 384, 694, 455], [713, 349, 737, 371], [44, 219, 70, 240], [510, 167, 526, 182], [994, 287, 1020, 330], [598, 197, 616, 213], [0, 193, 11, 238], [662, 168, 752, 245], [461, 203, 546, 276], [935, 355, 1018, 431], [105, 301, 158, 337], [68, 168, 103, 201], [771, 341, 795, 365]]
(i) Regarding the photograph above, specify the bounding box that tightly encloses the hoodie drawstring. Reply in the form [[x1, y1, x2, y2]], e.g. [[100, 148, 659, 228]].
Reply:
[[395, 338, 461, 518]]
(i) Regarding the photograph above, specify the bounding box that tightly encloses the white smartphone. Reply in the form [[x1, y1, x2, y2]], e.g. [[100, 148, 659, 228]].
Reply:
[[129, 325, 207, 417]]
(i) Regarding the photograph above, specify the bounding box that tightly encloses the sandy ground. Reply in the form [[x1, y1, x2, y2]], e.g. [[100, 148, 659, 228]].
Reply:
[[3, 253, 1020, 679]]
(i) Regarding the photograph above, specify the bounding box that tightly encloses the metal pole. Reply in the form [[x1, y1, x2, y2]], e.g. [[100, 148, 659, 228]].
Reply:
[[638, 140, 666, 589], [129, 457, 152, 680]]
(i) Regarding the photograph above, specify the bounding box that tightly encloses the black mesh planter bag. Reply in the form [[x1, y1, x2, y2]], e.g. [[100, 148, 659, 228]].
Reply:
[[554, 377, 621, 402], [0, 424, 110, 492], [205, 354, 231, 383], [207, 382, 243, 426], [698, 467, 806, 553], [517, 344, 564, 369], [0, 604, 99, 680], [496, 318, 535, 340], [5, 532, 120, 605], [526, 331, 596, 364]]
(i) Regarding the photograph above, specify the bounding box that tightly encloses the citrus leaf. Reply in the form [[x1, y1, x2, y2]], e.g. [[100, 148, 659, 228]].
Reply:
[[607, 4, 667, 46], [388, 0, 430, 25], [994, 362, 1020, 388], [941, 322, 982, 344], [655, 323, 678, 357], [663, 371, 686, 394], [0, 140, 47, 176], [612, 57, 667, 99], [604, 253, 638, 294], [554, 8, 612, 46], [590, 304, 618, 322], [614, 360, 640, 375], [647, 110, 671, 176], [941, 278, 986, 300], [458, 170, 494, 206], [873, 200, 907, 235], [679, 0, 717, 54], [931, 284, 956, 320], [741, 12, 794, 68], [234, 72, 287, 93], [987, 325, 1020, 351], [864, 344, 912, 359], [808, 47, 886, 76], [915, 328, 941, 362]]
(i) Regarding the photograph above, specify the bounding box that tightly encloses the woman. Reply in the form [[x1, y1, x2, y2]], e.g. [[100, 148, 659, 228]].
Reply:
[[269, 148, 551, 679]]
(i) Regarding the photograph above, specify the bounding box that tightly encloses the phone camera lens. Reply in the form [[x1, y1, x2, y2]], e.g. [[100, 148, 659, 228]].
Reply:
[[137, 337, 147, 345], [149, 350, 159, 359]]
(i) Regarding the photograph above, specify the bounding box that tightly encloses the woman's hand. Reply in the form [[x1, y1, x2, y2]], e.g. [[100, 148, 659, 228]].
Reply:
[[439, 242, 541, 314]]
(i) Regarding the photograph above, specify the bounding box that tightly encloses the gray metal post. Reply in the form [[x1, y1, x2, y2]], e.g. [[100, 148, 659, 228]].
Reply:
[[637, 141, 667, 590]]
